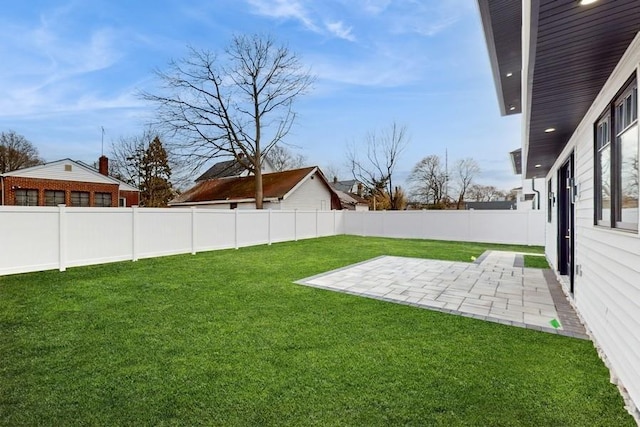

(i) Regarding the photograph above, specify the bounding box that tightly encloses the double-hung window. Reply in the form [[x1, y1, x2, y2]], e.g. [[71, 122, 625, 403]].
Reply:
[[595, 77, 638, 231]]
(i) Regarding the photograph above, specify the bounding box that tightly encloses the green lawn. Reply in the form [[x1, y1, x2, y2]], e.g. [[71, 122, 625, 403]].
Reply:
[[0, 236, 633, 426], [524, 254, 551, 269]]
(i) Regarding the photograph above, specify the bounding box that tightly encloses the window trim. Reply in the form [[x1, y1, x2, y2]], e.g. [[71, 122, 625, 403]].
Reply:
[[594, 74, 638, 232]]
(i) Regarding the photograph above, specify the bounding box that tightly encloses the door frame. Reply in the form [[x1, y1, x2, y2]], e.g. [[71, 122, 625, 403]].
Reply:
[[557, 153, 575, 294]]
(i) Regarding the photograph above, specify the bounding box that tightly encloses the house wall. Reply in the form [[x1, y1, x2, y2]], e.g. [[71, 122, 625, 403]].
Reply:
[[516, 177, 546, 211], [543, 34, 640, 412], [119, 190, 140, 207], [281, 172, 332, 211], [2, 176, 119, 207]]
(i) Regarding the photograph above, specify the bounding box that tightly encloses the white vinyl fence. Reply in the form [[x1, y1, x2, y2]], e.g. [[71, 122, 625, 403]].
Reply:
[[0, 206, 544, 276], [343, 209, 545, 246]]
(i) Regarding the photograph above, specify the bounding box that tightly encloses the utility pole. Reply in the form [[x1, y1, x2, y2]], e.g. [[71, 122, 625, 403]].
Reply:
[[445, 148, 449, 205]]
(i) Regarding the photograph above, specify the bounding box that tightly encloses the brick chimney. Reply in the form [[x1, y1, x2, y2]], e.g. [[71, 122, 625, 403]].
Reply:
[[98, 155, 109, 176]]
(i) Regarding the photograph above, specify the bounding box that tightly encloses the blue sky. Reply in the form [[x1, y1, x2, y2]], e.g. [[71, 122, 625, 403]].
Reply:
[[0, 0, 521, 189]]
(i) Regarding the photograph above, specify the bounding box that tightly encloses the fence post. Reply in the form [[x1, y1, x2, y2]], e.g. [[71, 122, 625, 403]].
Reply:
[[294, 209, 298, 241], [58, 204, 67, 272], [191, 207, 197, 255], [132, 206, 139, 261], [333, 209, 337, 236], [234, 208, 239, 249], [268, 209, 272, 245], [361, 209, 366, 236], [316, 209, 319, 237]]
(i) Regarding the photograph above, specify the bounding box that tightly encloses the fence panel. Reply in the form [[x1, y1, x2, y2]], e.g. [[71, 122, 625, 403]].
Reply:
[[343, 210, 545, 246], [0, 206, 545, 277], [66, 208, 133, 267], [137, 208, 193, 259], [0, 207, 60, 275], [195, 210, 237, 251], [237, 210, 270, 247]]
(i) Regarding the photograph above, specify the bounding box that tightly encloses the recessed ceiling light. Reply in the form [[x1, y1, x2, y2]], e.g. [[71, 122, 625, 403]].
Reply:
[[544, 127, 556, 133], [506, 72, 513, 77], [535, 164, 542, 168], [578, 0, 598, 5]]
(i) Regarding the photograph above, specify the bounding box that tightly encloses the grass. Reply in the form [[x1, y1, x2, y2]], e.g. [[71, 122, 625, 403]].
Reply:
[[0, 235, 633, 426], [524, 254, 551, 269]]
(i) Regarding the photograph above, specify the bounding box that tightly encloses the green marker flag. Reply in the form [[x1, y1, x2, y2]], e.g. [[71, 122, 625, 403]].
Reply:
[[550, 319, 561, 329]]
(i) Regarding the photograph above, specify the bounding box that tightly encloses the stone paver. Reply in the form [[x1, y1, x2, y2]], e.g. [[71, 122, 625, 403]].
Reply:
[[296, 251, 588, 339]]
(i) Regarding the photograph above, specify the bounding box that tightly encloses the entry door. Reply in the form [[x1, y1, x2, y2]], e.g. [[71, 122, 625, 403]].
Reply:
[[557, 153, 575, 294]]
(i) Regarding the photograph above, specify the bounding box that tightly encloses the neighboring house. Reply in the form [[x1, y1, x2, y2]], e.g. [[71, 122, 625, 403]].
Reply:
[[0, 156, 140, 207], [330, 179, 362, 195], [465, 201, 515, 210], [479, 0, 640, 416], [332, 189, 369, 211], [329, 178, 369, 211], [169, 166, 341, 210], [195, 154, 275, 182], [510, 149, 546, 211]]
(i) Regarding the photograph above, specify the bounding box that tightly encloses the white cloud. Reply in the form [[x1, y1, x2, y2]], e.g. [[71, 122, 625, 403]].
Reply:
[[325, 21, 355, 42], [355, 0, 391, 15], [246, 0, 320, 32]]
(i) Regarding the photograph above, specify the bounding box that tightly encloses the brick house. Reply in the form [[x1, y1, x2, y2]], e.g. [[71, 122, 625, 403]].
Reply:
[[0, 156, 139, 207]]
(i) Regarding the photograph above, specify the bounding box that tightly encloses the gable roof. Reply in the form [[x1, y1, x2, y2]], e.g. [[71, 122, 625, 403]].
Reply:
[[333, 189, 368, 207], [170, 166, 334, 205], [1, 158, 139, 192], [195, 158, 251, 182], [478, 0, 640, 178], [330, 179, 360, 193]]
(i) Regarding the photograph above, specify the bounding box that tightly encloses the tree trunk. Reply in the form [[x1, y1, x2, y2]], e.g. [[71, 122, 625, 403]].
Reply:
[[255, 159, 264, 209]]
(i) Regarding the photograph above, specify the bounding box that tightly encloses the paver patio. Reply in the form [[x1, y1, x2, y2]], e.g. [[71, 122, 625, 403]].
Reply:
[[297, 250, 588, 339]]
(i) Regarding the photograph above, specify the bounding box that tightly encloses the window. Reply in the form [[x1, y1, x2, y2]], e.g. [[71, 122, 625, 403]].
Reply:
[[70, 191, 89, 207], [119, 197, 126, 207], [15, 189, 38, 206], [595, 77, 638, 231], [44, 190, 65, 206], [94, 192, 112, 207]]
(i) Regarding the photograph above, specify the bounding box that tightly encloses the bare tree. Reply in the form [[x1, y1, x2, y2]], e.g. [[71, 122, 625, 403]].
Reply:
[[110, 133, 147, 187], [408, 155, 448, 206], [0, 130, 44, 173], [322, 162, 345, 183], [468, 184, 506, 202], [347, 122, 409, 210], [266, 144, 306, 171], [143, 34, 314, 208], [452, 158, 480, 209], [110, 129, 191, 191]]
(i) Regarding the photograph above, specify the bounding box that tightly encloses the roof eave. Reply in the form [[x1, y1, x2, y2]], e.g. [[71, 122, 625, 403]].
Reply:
[[478, 0, 507, 116]]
